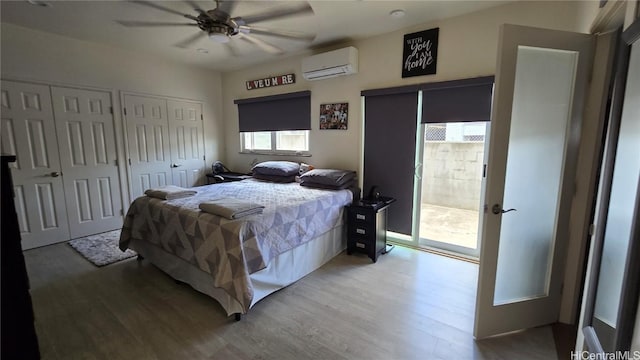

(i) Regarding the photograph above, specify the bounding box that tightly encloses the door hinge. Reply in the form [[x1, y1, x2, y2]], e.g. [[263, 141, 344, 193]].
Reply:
[[128, 158, 132, 166], [200, 114, 203, 120], [483, 164, 487, 178], [203, 155, 205, 161], [115, 159, 118, 166], [109, 106, 113, 114], [120, 209, 124, 216], [124, 107, 127, 116], [588, 223, 596, 236]]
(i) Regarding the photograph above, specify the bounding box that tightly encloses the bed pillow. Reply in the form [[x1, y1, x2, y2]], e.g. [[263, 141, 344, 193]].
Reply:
[[252, 161, 300, 177], [252, 172, 297, 183], [299, 169, 356, 187], [300, 178, 357, 190]]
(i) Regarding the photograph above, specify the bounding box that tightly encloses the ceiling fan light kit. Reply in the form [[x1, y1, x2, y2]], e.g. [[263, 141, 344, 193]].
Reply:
[[120, 0, 315, 54], [208, 27, 230, 43]]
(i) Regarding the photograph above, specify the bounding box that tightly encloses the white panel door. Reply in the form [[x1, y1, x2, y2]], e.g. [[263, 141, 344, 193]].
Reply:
[[167, 99, 205, 187], [0, 80, 70, 249], [51, 86, 123, 239], [124, 94, 171, 200], [474, 24, 594, 339]]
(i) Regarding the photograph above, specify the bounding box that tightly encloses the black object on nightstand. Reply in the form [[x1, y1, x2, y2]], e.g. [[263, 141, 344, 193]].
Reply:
[[346, 196, 396, 263]]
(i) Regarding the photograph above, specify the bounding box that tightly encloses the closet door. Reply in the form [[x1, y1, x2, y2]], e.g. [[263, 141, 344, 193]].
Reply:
[[167, 99, 205, 187], [124, 94, 171, 200], [0, 80, 70, 249], [51, 86, 123, 238]]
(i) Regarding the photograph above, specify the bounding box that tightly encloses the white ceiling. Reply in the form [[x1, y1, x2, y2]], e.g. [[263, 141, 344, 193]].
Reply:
[[1, 0, 511, 72]]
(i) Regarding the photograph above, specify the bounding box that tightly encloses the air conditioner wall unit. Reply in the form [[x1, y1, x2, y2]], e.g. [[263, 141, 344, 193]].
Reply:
[[302, 46, 358, 81]]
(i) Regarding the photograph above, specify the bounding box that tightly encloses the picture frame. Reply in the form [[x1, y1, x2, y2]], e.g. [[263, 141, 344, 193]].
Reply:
[[319, 103, 348, 130], [402, 27, 439, 78]]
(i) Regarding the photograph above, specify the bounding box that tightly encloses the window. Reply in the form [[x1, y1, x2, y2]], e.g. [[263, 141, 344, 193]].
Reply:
[[235, 90, 311, 155], [425, 123, 486, 142], [241, 130, 309, 154]]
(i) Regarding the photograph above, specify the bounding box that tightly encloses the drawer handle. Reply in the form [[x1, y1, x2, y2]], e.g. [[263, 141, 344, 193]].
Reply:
[[356, 214, 366, 220], [356, 242, 365, 248], [356, 228, 366, 235]]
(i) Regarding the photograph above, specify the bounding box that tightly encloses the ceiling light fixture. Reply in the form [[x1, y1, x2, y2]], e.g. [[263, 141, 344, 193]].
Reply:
[[208, 26, 230, 43], [389, 9, 406, 18], [27, 0, 52, 7]]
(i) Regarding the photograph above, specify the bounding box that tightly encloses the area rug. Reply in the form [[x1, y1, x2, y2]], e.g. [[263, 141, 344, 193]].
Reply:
[[68, 230, 136, 267]]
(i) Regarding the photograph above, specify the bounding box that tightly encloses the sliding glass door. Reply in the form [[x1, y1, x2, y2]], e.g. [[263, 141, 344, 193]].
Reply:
[[362, 77, 493, 257], [417, 122, 489, 257]]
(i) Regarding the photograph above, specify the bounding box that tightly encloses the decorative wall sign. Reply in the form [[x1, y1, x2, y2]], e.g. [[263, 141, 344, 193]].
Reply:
[[246, 73, 295, 90], [402, 27, 439, 78], [319, 103, 348, 130]]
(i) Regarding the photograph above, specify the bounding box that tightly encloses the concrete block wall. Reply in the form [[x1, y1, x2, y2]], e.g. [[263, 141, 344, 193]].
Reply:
[[421, 142, 485, 210]]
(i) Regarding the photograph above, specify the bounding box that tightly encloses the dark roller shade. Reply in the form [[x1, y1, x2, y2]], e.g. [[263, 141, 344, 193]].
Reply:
[[421, 76, 494, 123], [363, 92, 418, 236], [234, 91, 311, 132]]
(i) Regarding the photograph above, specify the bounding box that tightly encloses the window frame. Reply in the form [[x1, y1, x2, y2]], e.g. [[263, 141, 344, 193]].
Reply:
[[240, 130, 311, 156]]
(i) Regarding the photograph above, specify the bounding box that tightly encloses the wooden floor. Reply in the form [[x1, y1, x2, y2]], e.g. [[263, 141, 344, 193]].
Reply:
[[24, 243, 559, 360]]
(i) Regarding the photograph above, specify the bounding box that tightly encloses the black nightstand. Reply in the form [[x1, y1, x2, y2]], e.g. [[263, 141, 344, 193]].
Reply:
[[346, 197, 395, 263]]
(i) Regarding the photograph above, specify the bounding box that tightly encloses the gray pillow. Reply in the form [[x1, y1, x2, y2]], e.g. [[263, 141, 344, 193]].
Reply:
[[252, 161, 300, 176], [252, 172, 297, 183], [300, 169, 356, 187], [300, 178, 357, 190]]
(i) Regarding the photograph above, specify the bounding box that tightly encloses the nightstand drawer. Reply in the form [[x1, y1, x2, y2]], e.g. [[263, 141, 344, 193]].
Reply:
[[348, 222, 374, 238], [349, 236, 373, 251], [348, 209, 374, 223]]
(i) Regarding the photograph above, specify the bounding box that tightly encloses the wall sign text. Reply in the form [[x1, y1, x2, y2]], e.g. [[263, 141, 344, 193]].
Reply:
[[246, 74, 296, 90], [402, 28, 439, 78]]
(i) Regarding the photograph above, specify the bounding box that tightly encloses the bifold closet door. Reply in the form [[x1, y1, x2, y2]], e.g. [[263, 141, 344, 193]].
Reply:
[[0, 80, 70, 249], [51, 86, 123, 239], [167, 99, 205, 187], [124, 94, 172, 200]]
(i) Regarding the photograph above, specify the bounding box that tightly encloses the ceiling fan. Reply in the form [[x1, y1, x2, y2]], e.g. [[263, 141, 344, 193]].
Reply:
[[117, 0, 315, 55]]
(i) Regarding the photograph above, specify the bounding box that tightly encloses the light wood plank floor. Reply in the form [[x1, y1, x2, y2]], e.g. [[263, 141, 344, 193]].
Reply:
[[24, 243, 558, 360]]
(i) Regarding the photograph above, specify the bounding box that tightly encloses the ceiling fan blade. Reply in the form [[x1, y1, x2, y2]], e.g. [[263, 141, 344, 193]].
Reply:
[[237, 33, 284, 55], [184, 0, 212, 19], [174, 31, 207, 48], [131, 0, 192, 18], [216, 0, 237, 16], [239, 25, 315, 41], [224, 42, 240, 57], [117, 20, 198, 27], [240, 3, 313, 24]]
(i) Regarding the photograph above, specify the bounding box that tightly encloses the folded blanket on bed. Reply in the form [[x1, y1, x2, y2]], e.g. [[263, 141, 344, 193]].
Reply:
[[199, 198, 265, 219], [144, 185, 197, 200]]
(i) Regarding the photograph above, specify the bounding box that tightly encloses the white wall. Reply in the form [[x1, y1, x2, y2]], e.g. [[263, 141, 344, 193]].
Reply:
[[0, 23, 225, 205], [221, 1, 591, 174]]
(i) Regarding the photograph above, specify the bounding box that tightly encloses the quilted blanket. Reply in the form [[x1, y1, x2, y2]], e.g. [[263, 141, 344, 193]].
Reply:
[[119, 179, 353, 312]]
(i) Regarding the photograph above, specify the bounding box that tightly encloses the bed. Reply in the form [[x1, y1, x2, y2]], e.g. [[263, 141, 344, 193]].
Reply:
[[119, 178, 354, 319]]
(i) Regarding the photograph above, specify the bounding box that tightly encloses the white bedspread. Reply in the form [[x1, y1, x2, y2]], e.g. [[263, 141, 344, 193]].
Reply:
[[120, 179, 353, 312]]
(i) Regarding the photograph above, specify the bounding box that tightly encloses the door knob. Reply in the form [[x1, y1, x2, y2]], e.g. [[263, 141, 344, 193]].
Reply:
[[171, 163, 181, 168], [49, 171, 61, 177], [492, 204, 517, 214]]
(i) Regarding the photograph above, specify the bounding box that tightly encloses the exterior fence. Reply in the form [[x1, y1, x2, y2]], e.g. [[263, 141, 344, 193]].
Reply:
[[421, 142, 484, 211]]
